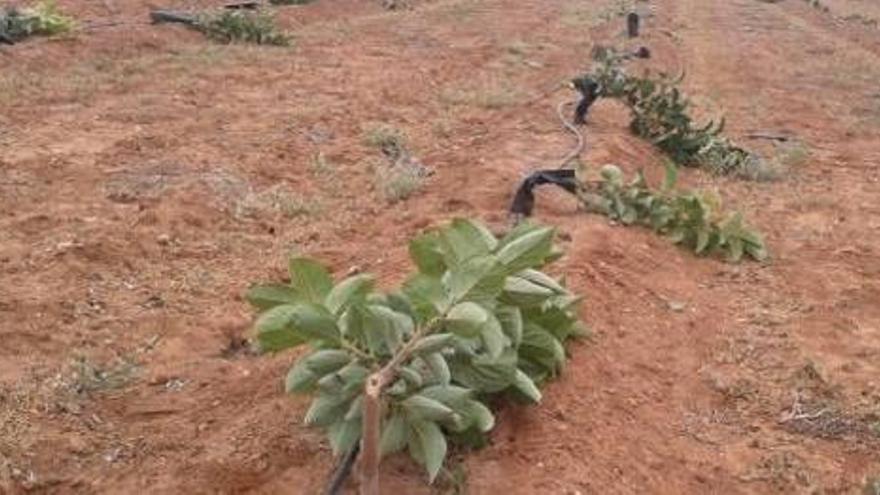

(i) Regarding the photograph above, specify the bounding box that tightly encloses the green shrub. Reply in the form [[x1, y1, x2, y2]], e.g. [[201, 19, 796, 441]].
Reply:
[[196, 10, 290, 46], [248, 219, 584, 483], [578, 163, 768, 261], [583, 50, 761, 175], [0, 0, 75, 41]]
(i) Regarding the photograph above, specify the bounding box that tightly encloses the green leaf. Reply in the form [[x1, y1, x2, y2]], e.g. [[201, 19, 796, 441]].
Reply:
[[744, 241, 768, 261], [245, 284, 300, 311], [449, 348, 518, 393], [501, 276, 555, 307], [495, 305, 523, 348], [495, 226, 554, 273], [411, 334, 455, 356], [480, 314, 507, 359], [325, 274, 374, 315], [444, 254, 503, 304], [695, 228, 711, 254], [423, 352, 451, 384], [304, 393, 354, 427], [344, 395, 364, 421], [285, 360, 317, 393], [317, 362, 369, 394], [438, 218, 497, 266], [401, 394, 456, 422], [409, 420, 447, 483], [369, 305, 406, 353], [662, 161, 678, 191], [288, 257, 334, 304], [445, 302, 489, 338], [403, 274, 449, 321], [409, 232, 446, 277], [512, 369, 542, 403], [327, 419, 361, 457], [399, 366, 424, 389], [267, 302, 341, 346], [727, 237, 744, 262], [417, 385, 473, 408], [255, 304, 309, 352], [461, 399, 494, 432], [303, 350, 352, 375], [520, 322, 566, 374], [516, 269, 566, 294], [380, 413, 408, 457]]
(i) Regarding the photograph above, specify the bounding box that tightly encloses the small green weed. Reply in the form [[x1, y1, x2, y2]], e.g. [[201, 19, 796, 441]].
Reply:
[[0, 0, 75, 42], [196, 10, 290, 46]]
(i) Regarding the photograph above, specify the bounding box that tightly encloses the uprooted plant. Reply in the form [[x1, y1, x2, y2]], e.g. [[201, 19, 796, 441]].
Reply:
[[580, 49, 762, 176], [0, 0, 75, 44], [510, 163, 768, 262], [248, 219, 585, 493], [150, 8, 290, 46]]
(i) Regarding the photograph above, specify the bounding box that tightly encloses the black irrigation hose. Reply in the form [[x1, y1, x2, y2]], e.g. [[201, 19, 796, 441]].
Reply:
[[323, 444, 360, 495], [508, 168, 579, 218]]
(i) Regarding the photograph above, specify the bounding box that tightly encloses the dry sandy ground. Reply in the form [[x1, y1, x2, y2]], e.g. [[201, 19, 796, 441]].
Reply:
[[1, 0, 879, 493]]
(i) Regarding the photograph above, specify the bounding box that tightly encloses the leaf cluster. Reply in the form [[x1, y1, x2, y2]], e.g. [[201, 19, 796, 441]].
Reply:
[[0, 1, 74, 41], [196, 9, 290, 46], [247, 219, 584, 483], [585, 51, 761, 175], [578, 163, 768, 262]]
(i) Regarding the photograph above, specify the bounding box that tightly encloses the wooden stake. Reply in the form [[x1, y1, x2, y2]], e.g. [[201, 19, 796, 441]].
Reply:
[[360, 375, 384, 495]]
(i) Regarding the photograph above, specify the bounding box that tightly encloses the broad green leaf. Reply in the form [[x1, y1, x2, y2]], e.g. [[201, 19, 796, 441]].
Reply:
[[516, 269, 566, 294], [423, 352, 451, 384], [317, 362, 369, 394], [480, 314, 507, 359], [445, 302, 489, 338], [380, 413, 408, 457], [325, 274, 374, 315], [439, 218, 497, 267], [417, 385, 473, 408], [399, 366, 424, 389], [410, 420, 447, 483], [411, 334, 455, 356], [520, 323, 566, 373], [496, 305, 523, 348], [344, 395, 363, 421], [444, 255, 502, 303], [304, 393, 354, 427], [255, 304, 307, 352], [495, 226, 554, 273], [461, 399, 495, 432], [501, 276, 555, 307], [449, 349, 518, 393], [512, 369, 542, 403], [401, 394, 456, 422], [279, 302, 340, 344], [524, 305, 577, 342], [303, 350, 352, 375], [245, 284, 299, 311], [403, 274, 449, 321], [328, 419, 361, 457], [285, 361, 317, 393], [288, 257, 334, 304], [409, 232, 446, 276]]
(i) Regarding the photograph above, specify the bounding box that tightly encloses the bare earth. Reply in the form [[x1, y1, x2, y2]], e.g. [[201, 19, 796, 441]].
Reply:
[[1, 0, 879, 493]]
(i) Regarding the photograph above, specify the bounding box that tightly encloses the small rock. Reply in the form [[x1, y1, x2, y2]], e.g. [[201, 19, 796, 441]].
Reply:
[[157, 234, 172, 246], [667, 300, 686, 312]]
